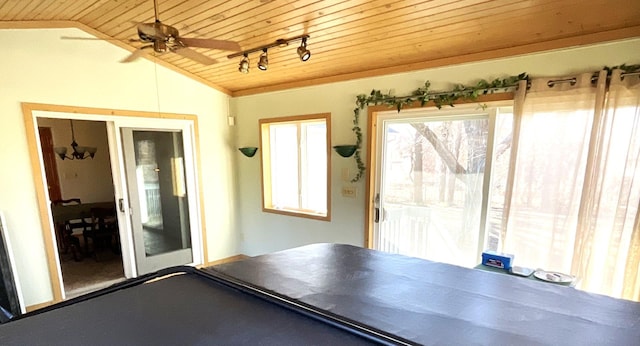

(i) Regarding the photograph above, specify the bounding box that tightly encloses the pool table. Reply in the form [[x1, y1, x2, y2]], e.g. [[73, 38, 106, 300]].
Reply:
[[1, 243, 639, 345]]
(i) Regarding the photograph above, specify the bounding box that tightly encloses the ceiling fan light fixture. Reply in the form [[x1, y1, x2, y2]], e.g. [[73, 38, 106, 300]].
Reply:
[[258, 49, 269, 71], [297, 37, 311, 62], [238, 54, 250, 74]]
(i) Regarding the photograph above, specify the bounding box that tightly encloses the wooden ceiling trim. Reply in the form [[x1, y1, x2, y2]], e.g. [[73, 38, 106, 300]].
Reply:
[[231, 25, 640, 97]]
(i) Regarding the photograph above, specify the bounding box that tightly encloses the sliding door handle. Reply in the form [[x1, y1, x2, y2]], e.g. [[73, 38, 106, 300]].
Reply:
[[118, 198, 125, 213]]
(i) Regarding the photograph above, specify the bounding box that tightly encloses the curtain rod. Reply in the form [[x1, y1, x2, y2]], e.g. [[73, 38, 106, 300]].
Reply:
[[371, 70, 638, 103], [547, 71, 640, 87]]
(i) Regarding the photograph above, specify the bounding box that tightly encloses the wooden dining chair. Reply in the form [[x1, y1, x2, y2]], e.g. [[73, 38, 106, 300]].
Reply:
[[51, 198, 87, 261], [84, 207, 118, 261]]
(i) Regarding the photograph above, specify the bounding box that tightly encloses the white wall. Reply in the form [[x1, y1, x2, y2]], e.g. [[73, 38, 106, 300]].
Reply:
[[0, 28, 239, 307], [232, 37, 640, 256], [37, 118, 114, 203]]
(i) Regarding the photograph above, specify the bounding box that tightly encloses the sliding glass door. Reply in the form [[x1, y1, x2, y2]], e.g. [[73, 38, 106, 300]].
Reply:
[[372, 106, 507, 267], [116, 121, 201, 275]]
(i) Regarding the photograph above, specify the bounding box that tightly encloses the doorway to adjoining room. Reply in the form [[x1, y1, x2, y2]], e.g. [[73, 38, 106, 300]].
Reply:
[[38, 118, 125, 298]]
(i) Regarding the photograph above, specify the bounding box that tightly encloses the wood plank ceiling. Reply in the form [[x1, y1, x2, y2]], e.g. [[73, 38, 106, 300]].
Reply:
[[1, 0, 640, 96]]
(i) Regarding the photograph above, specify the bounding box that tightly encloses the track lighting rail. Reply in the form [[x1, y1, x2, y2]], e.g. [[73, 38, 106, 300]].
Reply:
[[227, 35, 310, 59]]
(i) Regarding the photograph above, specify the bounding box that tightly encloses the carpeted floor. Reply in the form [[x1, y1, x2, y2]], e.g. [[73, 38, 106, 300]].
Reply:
[[59, 228, 185, 299], [59, 241, 125, 299]]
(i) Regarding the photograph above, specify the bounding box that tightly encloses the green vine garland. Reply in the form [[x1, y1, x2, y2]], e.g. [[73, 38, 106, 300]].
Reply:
[[348, 64, 640, 183], [349, 73, 529, 182]]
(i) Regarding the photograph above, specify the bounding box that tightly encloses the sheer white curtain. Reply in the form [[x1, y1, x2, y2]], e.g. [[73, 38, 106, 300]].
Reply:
[[574, 69, 640, 300], [501, 70, 640, 300]]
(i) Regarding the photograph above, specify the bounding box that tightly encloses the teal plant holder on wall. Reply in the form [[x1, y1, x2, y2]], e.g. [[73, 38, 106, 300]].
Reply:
[[333, 145, 357, 158], [239, 147, 258, 157]]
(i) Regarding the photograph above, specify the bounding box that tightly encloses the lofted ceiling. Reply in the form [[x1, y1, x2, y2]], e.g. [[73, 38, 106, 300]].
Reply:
[[1, 0, 640, 96]]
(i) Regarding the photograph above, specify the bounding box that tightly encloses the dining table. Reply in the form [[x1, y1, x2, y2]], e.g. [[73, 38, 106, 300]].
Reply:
[[50, 201, 116, 257]]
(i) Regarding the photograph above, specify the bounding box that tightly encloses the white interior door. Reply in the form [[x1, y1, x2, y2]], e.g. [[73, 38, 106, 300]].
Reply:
[[115, 120, 201, 275]]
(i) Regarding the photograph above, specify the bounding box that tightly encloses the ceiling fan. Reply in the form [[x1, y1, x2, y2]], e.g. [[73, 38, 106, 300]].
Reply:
[[64, 0, 241, 65], [121, 0, 241, 65]]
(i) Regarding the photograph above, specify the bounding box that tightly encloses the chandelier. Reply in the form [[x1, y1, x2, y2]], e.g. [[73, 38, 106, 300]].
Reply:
[[53, 119, 97, 160]]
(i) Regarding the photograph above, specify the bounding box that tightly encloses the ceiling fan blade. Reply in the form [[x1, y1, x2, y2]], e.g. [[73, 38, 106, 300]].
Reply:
[[172, 47, 218, 65], [178, 37, 241, 51], [120, 46, 152, 63]]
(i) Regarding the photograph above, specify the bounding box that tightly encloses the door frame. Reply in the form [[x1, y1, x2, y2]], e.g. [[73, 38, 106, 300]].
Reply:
[[23, 102, 208, 304], [363, 94, 514, 248]]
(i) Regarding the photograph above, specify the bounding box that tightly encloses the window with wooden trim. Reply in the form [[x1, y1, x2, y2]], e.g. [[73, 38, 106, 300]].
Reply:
[[259, 113, 331, 221]]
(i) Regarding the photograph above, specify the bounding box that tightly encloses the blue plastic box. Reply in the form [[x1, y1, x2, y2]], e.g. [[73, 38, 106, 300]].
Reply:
[[481, 251, 514, 270]]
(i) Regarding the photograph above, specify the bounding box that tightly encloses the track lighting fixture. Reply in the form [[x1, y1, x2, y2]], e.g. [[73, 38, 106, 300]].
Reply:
[[238, 54, 249, 74], [297, 37, 311, 62], [258, 49, 269, 71], [229, 35, 310, 74]]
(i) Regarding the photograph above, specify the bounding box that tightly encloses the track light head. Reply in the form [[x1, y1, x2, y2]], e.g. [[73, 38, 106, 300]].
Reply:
[[258, 49, 268, 71], [238, 54, 249, 74], [297, 37, 311, 62]]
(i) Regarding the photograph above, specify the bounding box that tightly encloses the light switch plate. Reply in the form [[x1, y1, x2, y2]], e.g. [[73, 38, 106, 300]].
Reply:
[[342, 186, 356, 198]]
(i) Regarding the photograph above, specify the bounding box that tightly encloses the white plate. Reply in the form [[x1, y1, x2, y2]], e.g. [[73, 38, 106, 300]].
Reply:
[[533, 270, 574, 283]]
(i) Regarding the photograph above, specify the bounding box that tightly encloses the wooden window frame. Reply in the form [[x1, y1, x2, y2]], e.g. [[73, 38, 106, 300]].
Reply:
[[259, 113, 331, 221]]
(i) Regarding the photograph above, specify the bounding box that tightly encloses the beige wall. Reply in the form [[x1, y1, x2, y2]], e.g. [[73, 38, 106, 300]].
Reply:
[[0, 27, 239, 307], [37, 118, 114, 203], [232, 37, 640, 256]]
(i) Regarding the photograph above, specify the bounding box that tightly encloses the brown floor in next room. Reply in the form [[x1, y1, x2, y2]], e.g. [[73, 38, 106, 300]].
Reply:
[[59, 237, 125, 299]]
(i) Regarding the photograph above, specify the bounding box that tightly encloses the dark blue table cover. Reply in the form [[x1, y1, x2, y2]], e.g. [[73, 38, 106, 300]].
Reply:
[[210, 243, 640, 345]]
